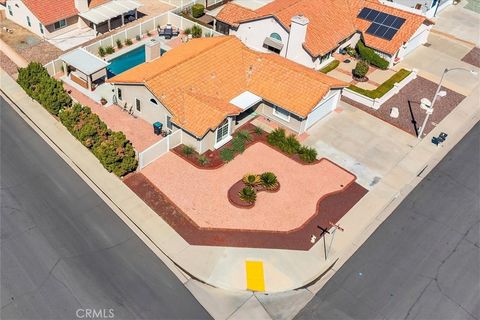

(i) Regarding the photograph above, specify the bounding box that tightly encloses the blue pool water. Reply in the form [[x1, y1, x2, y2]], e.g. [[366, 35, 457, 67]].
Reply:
[[107, 45, 166, 78]]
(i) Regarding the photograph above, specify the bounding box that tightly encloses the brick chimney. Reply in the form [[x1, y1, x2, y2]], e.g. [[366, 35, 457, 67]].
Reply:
[[286, 15, 309, 60], [74, 0, 89, 13]]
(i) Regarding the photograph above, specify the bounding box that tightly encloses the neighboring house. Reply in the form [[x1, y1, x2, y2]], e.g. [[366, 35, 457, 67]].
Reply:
[[382, 0, 453, 18], [108, 36, 347, 154], [215, 0, 433, 69], [4, 0, 141, 40]]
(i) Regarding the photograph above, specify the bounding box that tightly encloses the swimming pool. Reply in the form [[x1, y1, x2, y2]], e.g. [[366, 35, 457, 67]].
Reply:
[[106, 45, 166, 78]]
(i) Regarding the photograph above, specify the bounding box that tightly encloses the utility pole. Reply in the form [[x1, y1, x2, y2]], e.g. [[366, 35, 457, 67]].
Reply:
[[317, 225, 330, 261]]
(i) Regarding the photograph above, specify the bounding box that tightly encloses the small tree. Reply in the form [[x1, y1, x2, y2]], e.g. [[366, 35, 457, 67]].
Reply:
[[353, 60, 369, 79], [191, 3, 205, 18]]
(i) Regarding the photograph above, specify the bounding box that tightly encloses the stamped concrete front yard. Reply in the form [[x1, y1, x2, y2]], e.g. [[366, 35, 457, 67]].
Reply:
[[141, 143, 356, 232]]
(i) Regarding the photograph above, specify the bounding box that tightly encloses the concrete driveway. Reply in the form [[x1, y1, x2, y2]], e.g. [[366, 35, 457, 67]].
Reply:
[[394, 32, 480, 96], [304, 101, 416, 189]]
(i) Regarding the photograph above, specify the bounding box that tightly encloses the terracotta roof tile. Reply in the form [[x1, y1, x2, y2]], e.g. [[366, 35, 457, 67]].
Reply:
[[21, 0, 78, 25], [216, 0, 429, 56], [109, 36, 347, 137]]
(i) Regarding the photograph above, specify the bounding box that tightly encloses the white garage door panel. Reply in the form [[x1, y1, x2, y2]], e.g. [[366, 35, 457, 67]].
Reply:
[[305, 92, 339, 129], [403, 29, 428, 57]]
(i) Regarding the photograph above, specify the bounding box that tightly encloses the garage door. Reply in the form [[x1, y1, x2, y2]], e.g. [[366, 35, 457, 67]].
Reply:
[[305, 91, 339, 129], [402, 29, 428, 57]]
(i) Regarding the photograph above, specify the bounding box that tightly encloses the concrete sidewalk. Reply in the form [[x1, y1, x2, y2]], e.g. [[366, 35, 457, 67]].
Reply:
[[2, 67, 479, 318]]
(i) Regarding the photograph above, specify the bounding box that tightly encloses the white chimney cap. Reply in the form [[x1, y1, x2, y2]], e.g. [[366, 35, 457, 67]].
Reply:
[[291, 15, 309, 25]]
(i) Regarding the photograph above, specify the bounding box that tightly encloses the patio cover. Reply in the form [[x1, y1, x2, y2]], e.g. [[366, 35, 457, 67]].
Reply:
[[60, 48, 110, 75], [263, 37, 284, 51], [229, 91, 262, 110], [79, 0, 142, 25]]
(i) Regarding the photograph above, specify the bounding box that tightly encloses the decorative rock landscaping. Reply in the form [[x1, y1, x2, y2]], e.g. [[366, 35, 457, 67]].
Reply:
[[228, 172, 280, 208]]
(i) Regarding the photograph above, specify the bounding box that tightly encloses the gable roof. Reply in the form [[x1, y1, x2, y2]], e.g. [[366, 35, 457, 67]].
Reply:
[[216, 0, 430, 56], [19, 0, 113, 26], [108, 36, 347, 137], [21, 0, 79, 25]]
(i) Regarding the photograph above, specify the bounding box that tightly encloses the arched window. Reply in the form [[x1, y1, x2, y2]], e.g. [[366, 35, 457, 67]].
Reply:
[[150, 98, 158, 105], [270, 33, 282, 42]]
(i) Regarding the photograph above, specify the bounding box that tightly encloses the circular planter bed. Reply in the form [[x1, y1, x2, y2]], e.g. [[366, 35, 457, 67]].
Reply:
[[228, 178, 280, 209]]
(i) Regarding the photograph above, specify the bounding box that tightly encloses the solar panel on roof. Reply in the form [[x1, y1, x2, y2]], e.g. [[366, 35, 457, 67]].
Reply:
[[366, 23, 381, 35], [376, 25, 389, 38], [365, 9, 380, 21], [374, 12, 388, 24], [383, 14, 397, 26], [382, 28, 398, 40], [391, 17, 406, 29], [357, 8, 371, 19]]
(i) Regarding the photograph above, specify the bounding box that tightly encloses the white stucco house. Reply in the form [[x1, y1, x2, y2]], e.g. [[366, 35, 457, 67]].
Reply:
[[107, 36, 348, 154], [4, 0, 141, 49], [214, 0, 434, 70]]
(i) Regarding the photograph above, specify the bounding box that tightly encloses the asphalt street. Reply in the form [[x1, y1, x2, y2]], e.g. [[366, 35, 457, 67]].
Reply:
[[297, 123, 480, 320], [0, 97, 211, 319]]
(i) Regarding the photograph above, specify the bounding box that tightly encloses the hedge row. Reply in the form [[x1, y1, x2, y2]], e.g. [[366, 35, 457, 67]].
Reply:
[[356, 40, 389, 70], [348, 68, 412, 99], [319, 60, 340, 74], [17, 62, 137, 176]]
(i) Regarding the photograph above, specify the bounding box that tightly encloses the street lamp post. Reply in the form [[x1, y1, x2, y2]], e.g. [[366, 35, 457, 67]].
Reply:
[[417, 67, 477, 139]]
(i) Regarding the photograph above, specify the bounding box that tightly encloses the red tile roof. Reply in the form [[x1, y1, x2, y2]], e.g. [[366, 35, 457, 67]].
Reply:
[[216, 0, 430, 56], [21, 0, 78, 25], [108, 36, 348, 137]]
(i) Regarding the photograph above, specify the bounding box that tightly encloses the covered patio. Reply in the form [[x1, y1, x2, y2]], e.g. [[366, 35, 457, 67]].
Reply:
[[60, 48, 110, 91], [79, 0, 142, 34]]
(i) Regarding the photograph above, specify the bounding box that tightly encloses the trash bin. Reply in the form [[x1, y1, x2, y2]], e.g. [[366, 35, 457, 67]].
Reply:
[[153, 122, 162, 135]]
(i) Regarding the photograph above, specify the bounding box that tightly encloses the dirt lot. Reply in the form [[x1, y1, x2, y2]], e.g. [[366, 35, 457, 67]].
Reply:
[[0, 14, 62, 66]]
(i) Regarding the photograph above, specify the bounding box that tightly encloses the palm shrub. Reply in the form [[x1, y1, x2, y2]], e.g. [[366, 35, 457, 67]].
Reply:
[[105, 46, 115, 54], [231, 136, 245, 154], [197, 154, 209, 166], [98, 46, 106, 57], [298, 146, 318, 163], [125, 38, 133, 46], [353, 60, 369, 79], [239, 186, 256, 204], [243, 174, 260, 186], [182, 144, 195, 156], [236, 130, 252, 142], [280, 134, 301, 154], [220, 148, 235, 162], [116, 39, 123, 49], [191, 24, 202, 38], [184, 27, 192, 35], [260, 172, 278, 189], [254, 126, 263, 135], [267, 128, 286, 146]]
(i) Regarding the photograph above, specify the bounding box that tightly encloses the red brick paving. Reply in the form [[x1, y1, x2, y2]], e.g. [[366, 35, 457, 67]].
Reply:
[[343, 76, 466, 137], [461, 47, 480, 68], [124, 172, 367, 250]]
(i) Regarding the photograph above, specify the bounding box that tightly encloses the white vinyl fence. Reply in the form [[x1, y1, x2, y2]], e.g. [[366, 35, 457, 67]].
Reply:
[[138, 130, 183, 169], [342, 69, 417, 110]]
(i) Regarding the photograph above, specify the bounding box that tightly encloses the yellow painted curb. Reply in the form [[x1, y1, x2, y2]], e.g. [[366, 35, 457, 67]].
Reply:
[[245, 261, 265, 292]]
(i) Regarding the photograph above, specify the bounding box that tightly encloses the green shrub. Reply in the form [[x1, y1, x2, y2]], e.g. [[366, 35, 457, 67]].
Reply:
[[197, 154, 209, 166], [105, 46, 115, 54], [136, 35, 141, 41], [182, 144, 195, 156], [281, 134, 301, 154], [17, 62, 72, 116], [116, 39, 123, 49], [93, 131, 137, 176], [243, 174, 260, 186], [220, 148, 235, 162], [238, 186, 256, 204], [345, 46, 357, 57], [356, 40, 389, 70], [98, 46, 106, 57], [353, 60, 369, 78], [320, 60, 340, 74], [184, 27, 191, 35], [231, 136, 245, 154], [191, 24, 202, 38], [253, 126, 263, 135], [146, 31, 151, 36], [191, 3, 205, 18], [260, 172, 278, 189], [125, 38, 133, 46], [267, 128, 286, 146], [298, 146, 318, 163], [236, 130, 252, 142], [348, 69, 412, 99]]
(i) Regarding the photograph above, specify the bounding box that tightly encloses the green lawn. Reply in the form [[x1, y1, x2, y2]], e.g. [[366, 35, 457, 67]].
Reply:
[[347, 69, 412, 99]]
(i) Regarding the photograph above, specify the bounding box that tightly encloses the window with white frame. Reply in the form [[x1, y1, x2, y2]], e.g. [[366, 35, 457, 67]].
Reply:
[[26, 16, 31, 27], [117, 88, 122, 100], [216, 120, 229, 143], [135, 98, 141, 111], [39, 23, 44, 34], [7, 5, 13, 16], [54, 19, 66, 30], [273, 106, 290, 122], [166, 115, 172, 130]]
